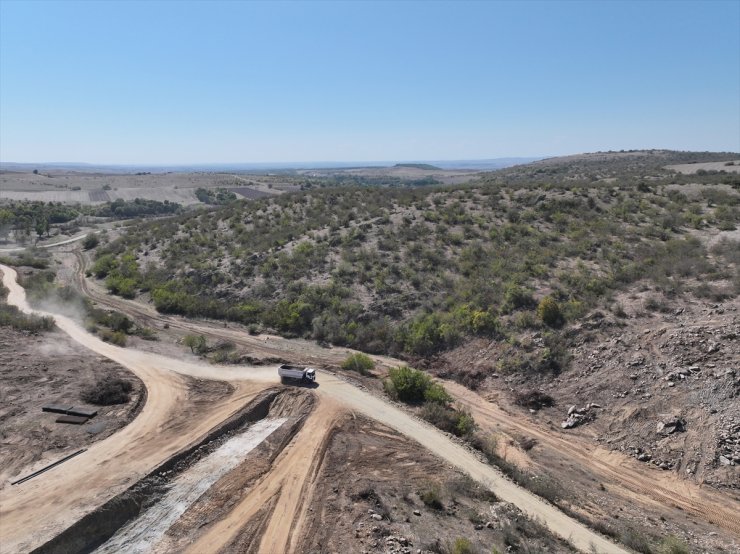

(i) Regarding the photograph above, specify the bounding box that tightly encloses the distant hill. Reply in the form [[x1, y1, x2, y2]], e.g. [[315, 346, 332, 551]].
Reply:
[[394, 163, 442, 171], [479, 149, 740, 184], [0, 157, 543, 174]]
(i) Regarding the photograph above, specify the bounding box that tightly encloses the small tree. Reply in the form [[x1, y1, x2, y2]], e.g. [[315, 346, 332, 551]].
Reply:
[[184, 334, 207, 355], [537, 296, 563, 327], [82, 233, 100, 250]]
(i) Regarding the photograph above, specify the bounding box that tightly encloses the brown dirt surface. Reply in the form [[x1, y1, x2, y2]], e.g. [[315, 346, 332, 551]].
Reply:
[[293, 414, 574, 554], [667, 160, 740, 174], [0, 327, 144, 484]]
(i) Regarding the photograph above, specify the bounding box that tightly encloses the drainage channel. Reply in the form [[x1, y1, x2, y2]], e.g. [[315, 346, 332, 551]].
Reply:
[[93, 417, 287, 554], [30, 389, 298, 554]]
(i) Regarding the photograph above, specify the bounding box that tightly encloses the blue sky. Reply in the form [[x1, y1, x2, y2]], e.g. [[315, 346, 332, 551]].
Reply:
[[1, 0, 738, 164]]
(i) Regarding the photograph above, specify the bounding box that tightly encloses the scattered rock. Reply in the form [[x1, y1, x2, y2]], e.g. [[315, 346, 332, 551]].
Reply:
[[561, 403, 600, 429], [657, 417, 686, 436]]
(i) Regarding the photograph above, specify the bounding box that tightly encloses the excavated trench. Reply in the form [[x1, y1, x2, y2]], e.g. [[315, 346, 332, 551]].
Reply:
[[32, 388, 315, 554]]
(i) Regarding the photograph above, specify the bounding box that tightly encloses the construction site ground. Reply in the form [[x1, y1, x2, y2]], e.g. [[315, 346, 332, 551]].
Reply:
[[0, 245, 738, 554]]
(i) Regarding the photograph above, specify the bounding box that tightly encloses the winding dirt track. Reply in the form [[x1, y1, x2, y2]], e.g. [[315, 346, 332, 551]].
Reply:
[[2, 263, 628, 553]]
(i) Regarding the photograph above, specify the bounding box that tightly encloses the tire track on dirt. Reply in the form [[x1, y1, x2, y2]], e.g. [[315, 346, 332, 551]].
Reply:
[[184, 398, 343, 554], [443, 381, 740, 536]]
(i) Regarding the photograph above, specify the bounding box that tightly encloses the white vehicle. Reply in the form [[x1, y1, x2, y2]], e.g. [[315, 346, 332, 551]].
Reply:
[[278, 364, 316, 384]]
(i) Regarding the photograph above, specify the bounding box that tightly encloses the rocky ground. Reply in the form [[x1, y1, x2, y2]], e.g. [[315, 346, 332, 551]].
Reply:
[[433, 289, 739, 489], [424, 288, 740, 553], [553, 292, 739, 488], [0, 327, 144, 484]]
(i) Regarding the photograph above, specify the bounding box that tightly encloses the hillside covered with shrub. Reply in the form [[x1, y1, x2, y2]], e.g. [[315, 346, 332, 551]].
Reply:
[[90, 151, 740, 369]]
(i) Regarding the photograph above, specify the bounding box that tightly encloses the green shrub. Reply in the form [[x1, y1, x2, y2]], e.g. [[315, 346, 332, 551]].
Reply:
[[454, 408, 477, 437], [404, 313, 452, 356], [385, 366, 432, 403], [0, 253, 50, 269], [420, 402, 476, 437], [184, 334, 208, 355], [82, 233, 99, 250], [81, 377, 133, 405], [537, 296, 563, 327], [450, 537, 475, 554], [99, 329, 127, 346], [91, 254, 118, 278], [105, 274, 138, 298], [424, 382, 452, 404], [0, 302, 55, 332], [341, 352, 375, 375], [502, 283, 535, 313], [135, 326, 158, 341], [620, 527, 654, 554], [656, 535, 690, 554], [419, 483, 444, 510]]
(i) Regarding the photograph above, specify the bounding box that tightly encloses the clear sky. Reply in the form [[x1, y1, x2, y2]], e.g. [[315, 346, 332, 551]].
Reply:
[[1, 0, 738, 164]]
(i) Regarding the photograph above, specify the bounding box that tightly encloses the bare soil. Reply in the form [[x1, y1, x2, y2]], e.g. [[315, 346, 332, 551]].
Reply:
[[2, 261, 628, 554], [0, 327, 144, 484], [294, 414, 574, 554], [64, 250, 739, 551], [0, 171, 281, 205]]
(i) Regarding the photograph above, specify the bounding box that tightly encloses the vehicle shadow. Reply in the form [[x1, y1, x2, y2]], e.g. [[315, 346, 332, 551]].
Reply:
[[280, 379, 320, 389]]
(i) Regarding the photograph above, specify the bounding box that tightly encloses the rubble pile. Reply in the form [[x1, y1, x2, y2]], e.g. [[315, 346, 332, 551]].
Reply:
[[561, 403, 601, 429], [717, 418, 740, 467]]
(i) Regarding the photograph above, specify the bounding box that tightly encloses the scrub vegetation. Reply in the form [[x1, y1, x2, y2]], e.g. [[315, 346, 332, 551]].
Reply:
[[88, 151, 739, 373]]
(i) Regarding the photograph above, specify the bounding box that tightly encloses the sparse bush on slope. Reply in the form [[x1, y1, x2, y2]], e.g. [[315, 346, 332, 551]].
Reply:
[[89, 152, 739, 369]]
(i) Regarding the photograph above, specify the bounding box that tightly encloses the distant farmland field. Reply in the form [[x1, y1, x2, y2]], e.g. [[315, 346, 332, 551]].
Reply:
[[230, 187, 275, 199]]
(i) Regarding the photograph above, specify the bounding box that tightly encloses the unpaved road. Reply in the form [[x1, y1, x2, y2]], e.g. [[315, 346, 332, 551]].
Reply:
[[0, 265, 277, 553], [0, 232, 89, 253], [1, 263, 627, 553]]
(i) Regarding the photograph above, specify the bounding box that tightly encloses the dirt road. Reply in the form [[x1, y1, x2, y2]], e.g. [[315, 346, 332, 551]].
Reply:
[[0, 265, 277, 552], [1, 263, 629, 553]]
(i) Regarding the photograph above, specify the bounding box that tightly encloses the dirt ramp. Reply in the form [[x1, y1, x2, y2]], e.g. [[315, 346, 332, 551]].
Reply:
[[32, 388, 315, 554], [267, 386, 316, 418]]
